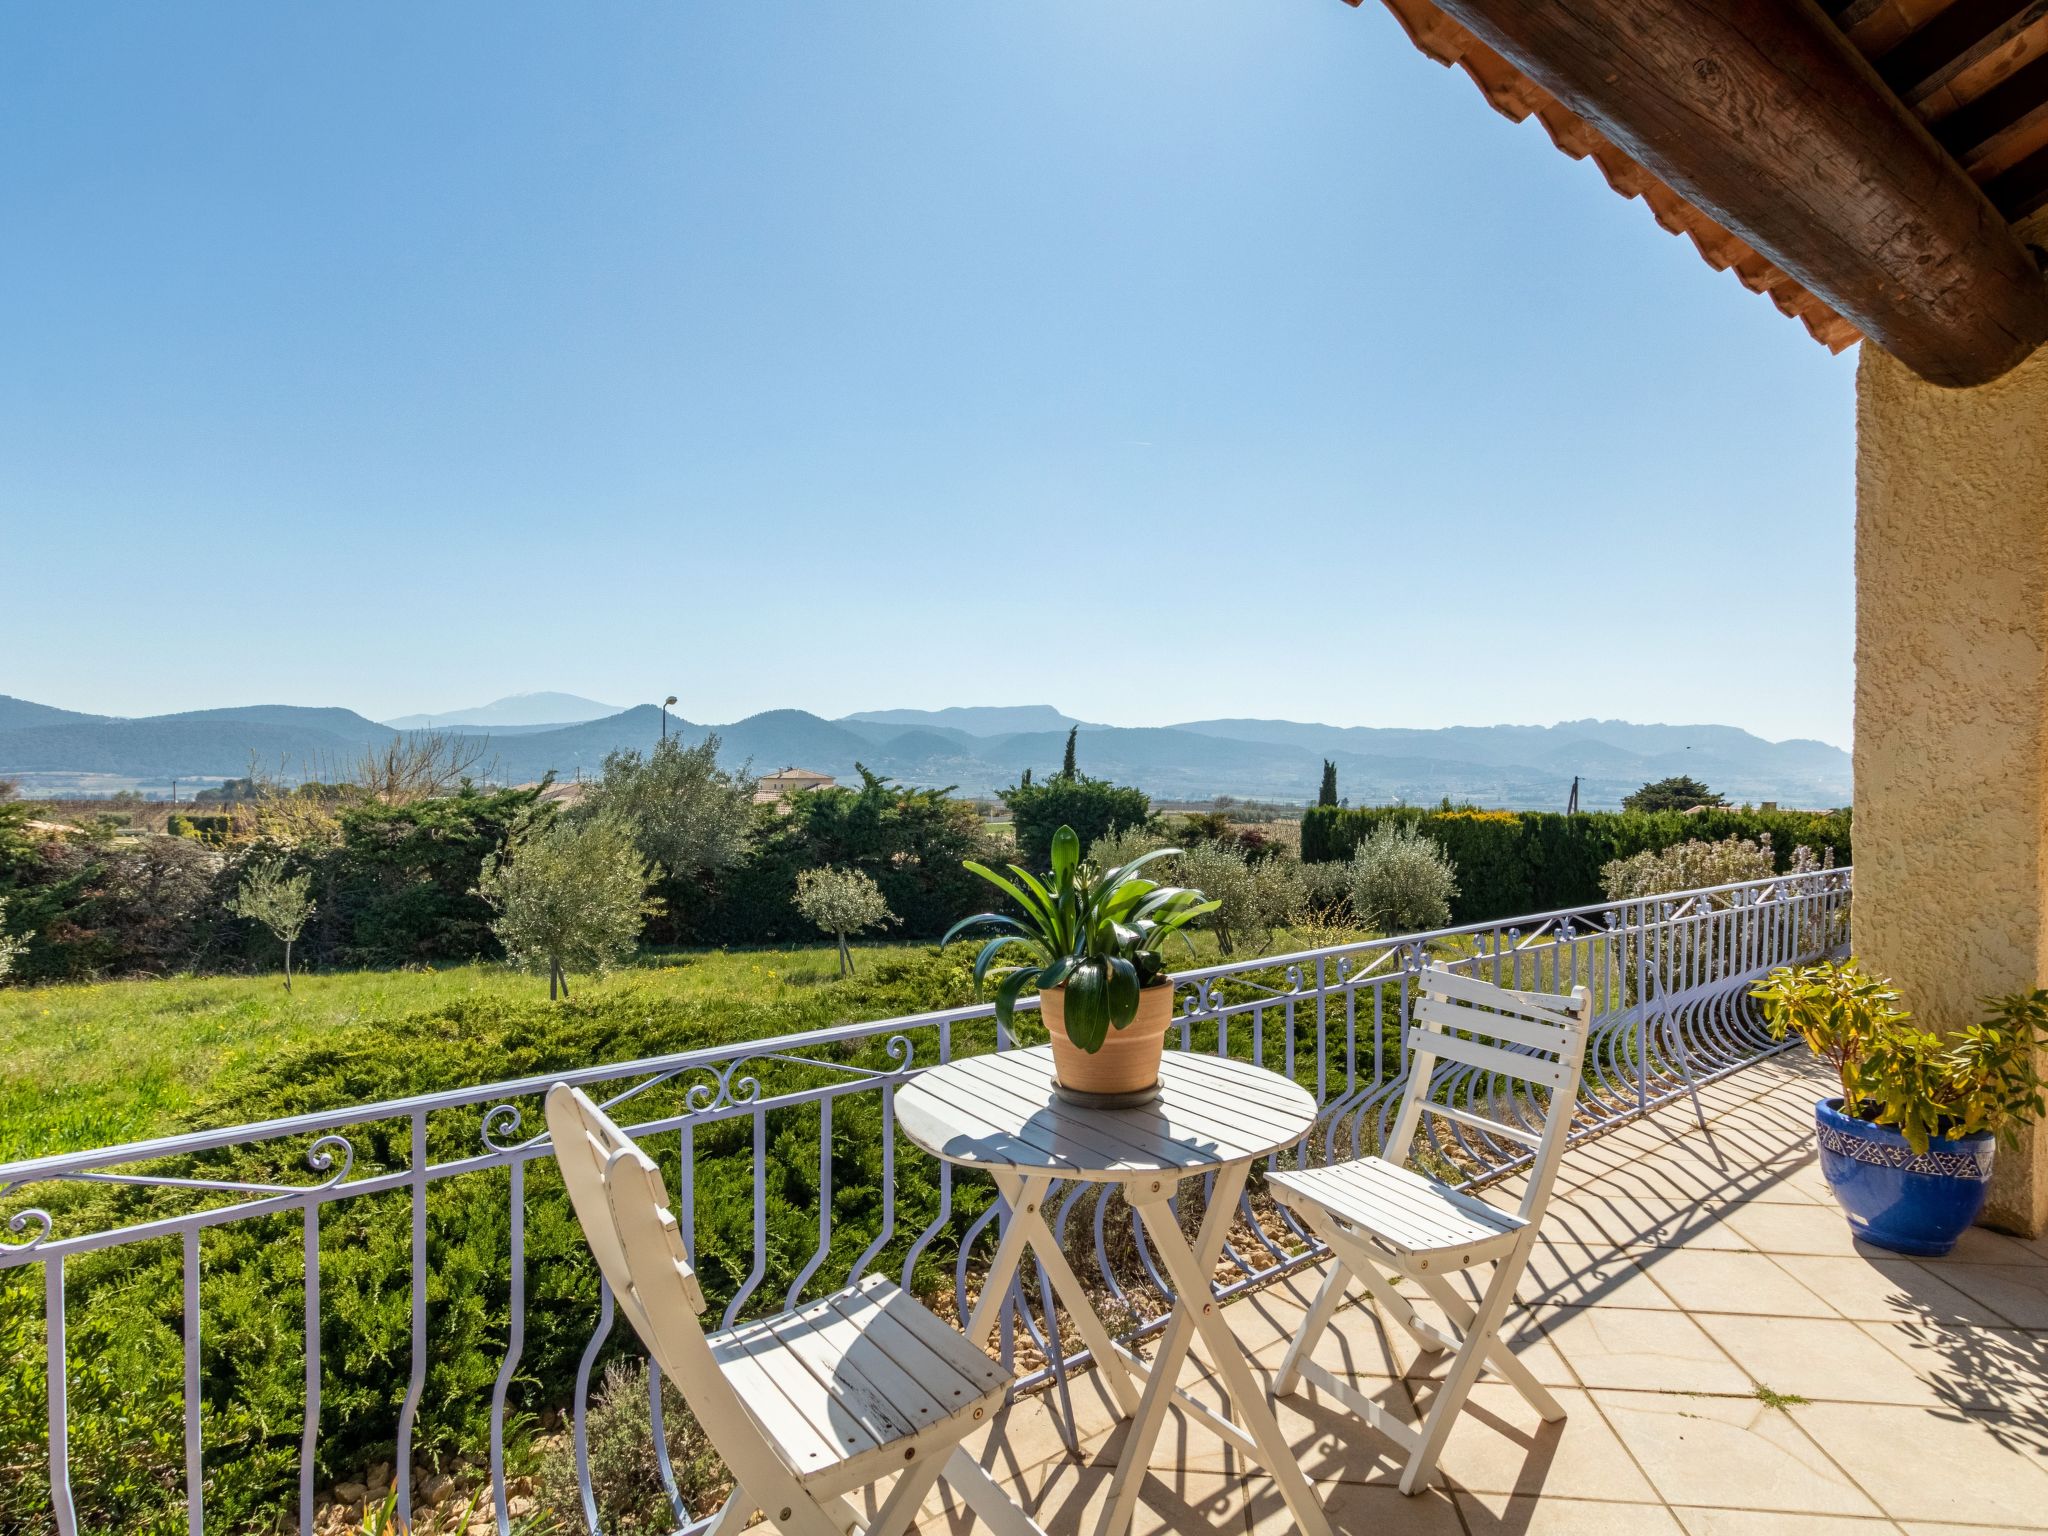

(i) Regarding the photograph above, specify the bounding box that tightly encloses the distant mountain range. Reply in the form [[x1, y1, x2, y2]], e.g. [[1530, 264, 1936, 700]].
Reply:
[[0, 694, 1852, 810], [382, 692, 621, 730]]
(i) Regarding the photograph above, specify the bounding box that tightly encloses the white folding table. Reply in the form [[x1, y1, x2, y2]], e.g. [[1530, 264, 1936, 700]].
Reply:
[[897, 1044, 1330, 1536]]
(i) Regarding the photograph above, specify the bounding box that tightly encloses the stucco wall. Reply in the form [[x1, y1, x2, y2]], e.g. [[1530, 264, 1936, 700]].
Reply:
[[1855, 341, 2048, 1235]]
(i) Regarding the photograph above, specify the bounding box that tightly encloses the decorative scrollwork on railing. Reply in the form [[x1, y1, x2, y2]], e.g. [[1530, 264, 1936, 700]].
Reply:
[[686, 1064, 765, 1114], [480, 1102, 529, 1154], [479, 1040, 930, 1154], [1, 1206, 52, 1253], [304, 1133, 356, 1189], [0, 1132, 358, 1254]]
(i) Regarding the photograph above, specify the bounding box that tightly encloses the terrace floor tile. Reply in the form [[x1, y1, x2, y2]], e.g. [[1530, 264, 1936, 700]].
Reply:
[[1591, 1390, 1881, 1517]]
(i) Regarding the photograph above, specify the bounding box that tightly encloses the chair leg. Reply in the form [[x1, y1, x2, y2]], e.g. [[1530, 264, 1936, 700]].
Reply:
[[863, 1449, 952, 1536], [1342, 1246, 1449, 1358], [1273, 1255, 1351, 1395], [704, 1486, 754, 1536], [1399, 1257, 1523, 1494], [1414, 1268, 1563, 1422], [942, 1445, 1052, 1536]]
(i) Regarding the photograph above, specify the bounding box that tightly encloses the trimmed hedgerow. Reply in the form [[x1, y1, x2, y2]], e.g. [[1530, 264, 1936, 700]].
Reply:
[[1299, 804, 1850, 923]]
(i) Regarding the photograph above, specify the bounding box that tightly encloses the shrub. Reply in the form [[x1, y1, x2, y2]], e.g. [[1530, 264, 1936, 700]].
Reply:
[[1600, 834, 1778, 903], [1177, 842, 1303, 956], [1623, 775, 1726, 812], [166, 812, 233, 844], [534, 1359, 726, 1534], [1298, 858, 1352, 915], [1000, 776, 1150, 869], [576, 736, 756, 888], [24, 834, 225, 978], [1086, 822, 1171, 873], [0, 896, 25, 982], [318, 784, 545, 967], [787, 767, 993, 939], [1346, 823, 1457, 934]]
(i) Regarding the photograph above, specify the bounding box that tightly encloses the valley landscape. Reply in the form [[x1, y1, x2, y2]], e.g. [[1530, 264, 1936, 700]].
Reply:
[[0, 691, 1851, 809]]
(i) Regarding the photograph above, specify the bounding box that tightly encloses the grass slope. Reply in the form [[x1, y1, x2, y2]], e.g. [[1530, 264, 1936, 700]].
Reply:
[[0, 945, 945, 1165]]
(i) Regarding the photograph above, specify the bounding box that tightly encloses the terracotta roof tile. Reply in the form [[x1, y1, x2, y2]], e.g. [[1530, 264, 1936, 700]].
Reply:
[[1364, 0, 1863, 353]]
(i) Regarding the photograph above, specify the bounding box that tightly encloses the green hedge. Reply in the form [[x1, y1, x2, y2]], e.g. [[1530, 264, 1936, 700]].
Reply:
[[1300, 805, 1851, 923]]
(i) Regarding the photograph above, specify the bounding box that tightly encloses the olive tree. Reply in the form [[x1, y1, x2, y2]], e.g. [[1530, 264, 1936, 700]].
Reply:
[[476, 812, 662, 999], [794, 865, 895, 977], [226, 856, 317, 991], [1346, 822, 1458, 934], [577, 735, 757, 884], [1178, 842, 1304, 957]]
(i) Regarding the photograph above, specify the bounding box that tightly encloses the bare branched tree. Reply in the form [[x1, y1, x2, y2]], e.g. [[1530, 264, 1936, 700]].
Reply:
[[341, 730, 499, 804]]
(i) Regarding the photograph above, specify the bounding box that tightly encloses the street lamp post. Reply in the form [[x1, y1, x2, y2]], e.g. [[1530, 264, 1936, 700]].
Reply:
[[661, 696, 678, 741]]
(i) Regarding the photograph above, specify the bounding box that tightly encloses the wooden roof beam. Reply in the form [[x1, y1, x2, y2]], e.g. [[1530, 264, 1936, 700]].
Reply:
[[1399, 0, 2048, 385]]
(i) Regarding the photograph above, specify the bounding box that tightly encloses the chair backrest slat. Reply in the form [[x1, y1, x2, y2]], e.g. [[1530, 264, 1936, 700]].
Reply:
[[1420, 965, 1585, 1027], [1412, 994, 1573, 1055], [1420, 1099, 1544, 1149], [1403, 1026, 1569, 1090]]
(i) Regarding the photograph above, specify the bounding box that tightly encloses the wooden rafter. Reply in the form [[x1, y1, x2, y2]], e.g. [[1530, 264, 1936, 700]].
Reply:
[[1357, 0, 2048, 383]]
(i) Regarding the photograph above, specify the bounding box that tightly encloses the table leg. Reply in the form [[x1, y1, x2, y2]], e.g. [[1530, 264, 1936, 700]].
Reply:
[[989, 1172, 1143, 1419], [963, 1173, 1052, 1351], [1097, 1163, 1333, 1536], [1087, 1166, 1246, 1536]]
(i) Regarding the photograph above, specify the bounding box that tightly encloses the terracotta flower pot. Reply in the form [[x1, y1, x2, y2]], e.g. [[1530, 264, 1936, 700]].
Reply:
[[1041, 981, 1174, 1102]]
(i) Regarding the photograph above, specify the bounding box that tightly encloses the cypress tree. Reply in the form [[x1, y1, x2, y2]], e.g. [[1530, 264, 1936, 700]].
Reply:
[[1318, 760, 1338, 807], [1060, 725, 1078, 781]]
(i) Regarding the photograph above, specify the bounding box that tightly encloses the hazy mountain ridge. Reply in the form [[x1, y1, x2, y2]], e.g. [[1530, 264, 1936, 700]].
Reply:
[[383, 692, 621, 730], [0, 694, 1851, 809]]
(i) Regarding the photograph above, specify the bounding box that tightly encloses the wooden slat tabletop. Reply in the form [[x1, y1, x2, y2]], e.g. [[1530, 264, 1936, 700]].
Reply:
[[897, 1046, 1316, 1180]]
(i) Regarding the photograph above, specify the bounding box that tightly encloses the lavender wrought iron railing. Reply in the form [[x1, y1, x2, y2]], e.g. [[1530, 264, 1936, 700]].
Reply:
[[0, 867, 1849, 1536]]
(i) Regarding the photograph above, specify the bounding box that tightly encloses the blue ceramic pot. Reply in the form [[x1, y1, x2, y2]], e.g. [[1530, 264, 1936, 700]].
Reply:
[[1813, 1098, 1995, 1257]]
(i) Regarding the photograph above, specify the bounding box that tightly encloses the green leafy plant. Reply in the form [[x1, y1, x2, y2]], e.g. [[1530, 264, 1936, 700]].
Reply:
[[793, 864, 896, 977], [1751, 959, 2048, 1153], [225, 855, 316, 991], [1345, 821, 1457, 934], [944, 823, 1217, 1051]]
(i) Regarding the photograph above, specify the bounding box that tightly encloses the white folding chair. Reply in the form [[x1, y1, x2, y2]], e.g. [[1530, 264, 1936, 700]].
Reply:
[[1267, 965, 1593, 1494], [546, 1083, 1047, 1536]]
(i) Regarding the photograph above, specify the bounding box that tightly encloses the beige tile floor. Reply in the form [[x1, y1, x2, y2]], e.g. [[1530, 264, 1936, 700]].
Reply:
[[901, 1055, 2048, 1535]]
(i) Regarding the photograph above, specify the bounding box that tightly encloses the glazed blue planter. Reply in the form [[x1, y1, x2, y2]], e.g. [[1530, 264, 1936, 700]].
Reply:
[[1813, 1098, 1995, 1257]]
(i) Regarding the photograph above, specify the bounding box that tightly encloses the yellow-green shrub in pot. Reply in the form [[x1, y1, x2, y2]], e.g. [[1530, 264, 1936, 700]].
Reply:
[[1751, 959, 2048, 1255], [944, 823, 1217, 1105]]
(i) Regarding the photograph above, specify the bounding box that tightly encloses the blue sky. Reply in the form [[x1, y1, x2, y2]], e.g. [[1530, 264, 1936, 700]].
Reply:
[[0, 2, 1855, 747]]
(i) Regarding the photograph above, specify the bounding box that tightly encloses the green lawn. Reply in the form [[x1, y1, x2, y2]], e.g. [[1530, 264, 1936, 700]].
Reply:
[[0, 943, 957, 1165], [0, 925, 1414, 1167]]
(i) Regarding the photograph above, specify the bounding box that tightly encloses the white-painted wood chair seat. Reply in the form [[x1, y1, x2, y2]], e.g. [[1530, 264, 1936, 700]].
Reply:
[[546, 1082, 1045, 1536], [705, 1271, 1008, 1497], [1268, 1155, 1526, 1270], [1267, 965, 1594, 1497]]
